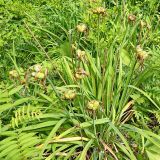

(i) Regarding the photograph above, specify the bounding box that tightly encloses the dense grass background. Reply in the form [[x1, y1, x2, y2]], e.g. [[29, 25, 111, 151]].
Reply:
[[0, 0, 160, 159]]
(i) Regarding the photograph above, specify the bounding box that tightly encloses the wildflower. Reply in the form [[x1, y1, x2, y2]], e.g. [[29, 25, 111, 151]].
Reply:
[[87, 100, 100, 111], [76, 24, 87, 33], [136, 45, 148, 61], [92, 7, 106, 15], [76, 49, 86, 61], [128, 14, 136, 22], [64, 90, 76, 100], [9, 70, 19, 78], [75, 68, 88, 79]]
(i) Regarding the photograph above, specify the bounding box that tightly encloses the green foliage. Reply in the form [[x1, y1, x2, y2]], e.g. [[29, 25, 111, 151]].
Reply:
[[0, 132, 41, 160], [0, 0, 160, 159]]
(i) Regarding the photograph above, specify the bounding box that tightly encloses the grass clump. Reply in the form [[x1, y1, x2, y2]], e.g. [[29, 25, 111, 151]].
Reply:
[[0, 0, 160, 159]]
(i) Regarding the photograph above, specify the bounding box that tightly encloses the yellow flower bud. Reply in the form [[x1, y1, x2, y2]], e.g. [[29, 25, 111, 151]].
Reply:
[[76, 49, 86, 61], [76, 24, 87, 33], [64, 90, 76, 100], [87, 100, 100, 111]]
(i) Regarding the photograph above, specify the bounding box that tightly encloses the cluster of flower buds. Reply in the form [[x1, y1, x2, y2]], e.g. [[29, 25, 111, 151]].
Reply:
[[92, 7, 106, 15], [75, 68, 89, 80], [8, 63, 50, 85], [63, 89, 76, 100], [76, 23, 87, 33], [87, 100, 100, 111], [136, 45, 148, 62]]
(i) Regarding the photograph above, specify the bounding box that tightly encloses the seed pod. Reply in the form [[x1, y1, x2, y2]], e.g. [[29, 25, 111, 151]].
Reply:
[[87, 100, 100, 111], [64, 90, 76, 100], [76, 24, 87, 33]]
